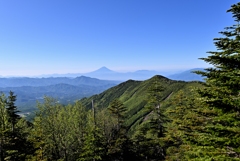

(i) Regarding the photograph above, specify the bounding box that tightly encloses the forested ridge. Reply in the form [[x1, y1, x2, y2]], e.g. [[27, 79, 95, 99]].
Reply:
[[0, 76, 120, 113], [0, 2, 240, 160]]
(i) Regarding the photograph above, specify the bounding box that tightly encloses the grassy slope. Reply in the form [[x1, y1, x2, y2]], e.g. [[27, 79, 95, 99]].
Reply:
[[80, 75, 202, 135]]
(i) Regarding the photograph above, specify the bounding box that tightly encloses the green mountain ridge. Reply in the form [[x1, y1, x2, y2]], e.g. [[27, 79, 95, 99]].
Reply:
[[80, 75, 202, 134]]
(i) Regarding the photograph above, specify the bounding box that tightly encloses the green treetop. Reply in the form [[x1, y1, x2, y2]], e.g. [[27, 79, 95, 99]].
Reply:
[[195, 2, 240, 160]]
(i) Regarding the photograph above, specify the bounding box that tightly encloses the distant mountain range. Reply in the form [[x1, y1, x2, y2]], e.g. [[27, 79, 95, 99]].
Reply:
[[0, 76, 120, 113], [33, 66, 206, 81], [36, 66, 162, 81], [167, 68, 206, 81], [0, 75, 120, 88], [83, 67, 162, 80], [0, 67, 206, 113]]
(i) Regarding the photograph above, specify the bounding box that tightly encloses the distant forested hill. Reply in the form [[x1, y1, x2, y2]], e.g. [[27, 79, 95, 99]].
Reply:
[[0, 76, 120, 113]]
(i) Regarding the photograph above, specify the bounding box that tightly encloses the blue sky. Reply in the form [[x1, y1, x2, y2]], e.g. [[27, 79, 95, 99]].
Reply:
[[0, 0, 238, 76]]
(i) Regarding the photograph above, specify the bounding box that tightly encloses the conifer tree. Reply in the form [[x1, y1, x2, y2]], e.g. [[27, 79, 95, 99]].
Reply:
[[132, 76, 167, 160], [0, 93, 9, 161], [163, 89, 205, 160], [0, 92, 34, 161], [194, 2, 240, 160], [146, 76, 166, 138], [146, 76, 166, 160], [78, 110, 105, 161], [108, 99, 127, 131], [4, 91, 21, 161], [107, 99, 129, 160], [6, 91, 20, 132]]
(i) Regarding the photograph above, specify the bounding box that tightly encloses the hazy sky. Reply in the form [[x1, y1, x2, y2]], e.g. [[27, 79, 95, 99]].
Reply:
[[0, 0, 238, 76]]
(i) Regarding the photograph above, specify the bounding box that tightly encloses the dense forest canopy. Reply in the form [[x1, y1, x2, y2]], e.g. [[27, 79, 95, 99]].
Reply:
[[0, 2, 240, 161]]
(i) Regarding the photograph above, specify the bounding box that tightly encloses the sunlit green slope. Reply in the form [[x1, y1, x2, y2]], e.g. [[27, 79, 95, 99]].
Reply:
[[80, 75, 202, 134]]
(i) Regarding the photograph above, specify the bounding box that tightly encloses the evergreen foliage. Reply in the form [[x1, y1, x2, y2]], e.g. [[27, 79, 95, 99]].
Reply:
[[0, 93, 9, 161], [193, 2, 240, 160], [107, 99, 129, 160], [163, 89, 205, 160], [108, 99, 127, 130], [146, 77, 166, 138], [132, 77, 167, 160], [78, 111, 105, 161], [0, 92, 33, 161], [6, 91, 20, 131]]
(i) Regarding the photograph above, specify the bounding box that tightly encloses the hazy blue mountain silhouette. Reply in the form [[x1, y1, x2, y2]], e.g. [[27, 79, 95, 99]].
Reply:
[[1, 67, 208, 82], [0, 76, 120, 88], [82, 67, 161, 80], [83, 67, 206, 81], [167, 68, 206, 81], [0, 75, 120, 112], [31, 67, 163, 80], [88, 66, 116, 74]]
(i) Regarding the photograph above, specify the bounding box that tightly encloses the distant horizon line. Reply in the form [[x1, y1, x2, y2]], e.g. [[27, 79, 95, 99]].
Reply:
[[0, 66, 207, 78]]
